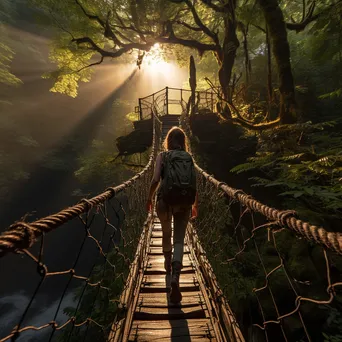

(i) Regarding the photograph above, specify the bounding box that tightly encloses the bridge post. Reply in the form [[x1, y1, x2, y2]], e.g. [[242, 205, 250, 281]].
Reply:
[[139, 98, 142, 120], [211, 92, 214, 113], [165, 86, 169, 115], [152, 93, 154, 119]]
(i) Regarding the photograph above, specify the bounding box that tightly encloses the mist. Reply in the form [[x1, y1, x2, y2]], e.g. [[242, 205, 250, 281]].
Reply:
[[0, 12, 187, 341]]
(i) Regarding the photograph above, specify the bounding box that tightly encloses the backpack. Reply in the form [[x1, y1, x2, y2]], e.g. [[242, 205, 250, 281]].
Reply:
[[160, 150, 196, 207]]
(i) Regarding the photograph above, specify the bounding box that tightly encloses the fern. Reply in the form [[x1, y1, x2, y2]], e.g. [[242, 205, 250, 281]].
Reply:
[[319, 88, 342, 99], [231, 122, 342, 220]]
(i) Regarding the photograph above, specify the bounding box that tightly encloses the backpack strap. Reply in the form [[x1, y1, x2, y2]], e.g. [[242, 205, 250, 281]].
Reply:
[[161, 151, 166, 179]]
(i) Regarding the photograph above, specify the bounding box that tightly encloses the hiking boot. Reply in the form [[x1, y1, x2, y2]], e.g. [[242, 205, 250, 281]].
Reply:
[[170, 261, 182, 303], [163, 250, 172, 274]]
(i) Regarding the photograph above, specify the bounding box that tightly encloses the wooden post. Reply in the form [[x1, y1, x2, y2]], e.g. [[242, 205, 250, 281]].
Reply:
[[189, 56, 197, 115], [211, 92, 214, 113], [139, 98, 142, 120], [165, 86, 169, 115], [152, 93, 155, 119]]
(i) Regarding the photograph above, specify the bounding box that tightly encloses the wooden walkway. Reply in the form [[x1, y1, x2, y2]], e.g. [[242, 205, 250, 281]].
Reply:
[[127, 216, 224, 342], [110, 114, 243, 341]]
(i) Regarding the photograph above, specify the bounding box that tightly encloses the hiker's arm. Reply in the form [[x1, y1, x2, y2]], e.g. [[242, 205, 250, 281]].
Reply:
[[146, 153, 162, 210], [191, 192, 199, 218]]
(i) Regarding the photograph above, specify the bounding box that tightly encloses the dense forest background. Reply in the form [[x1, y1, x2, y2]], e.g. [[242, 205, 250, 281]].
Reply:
[[1, 0, 342, 341]]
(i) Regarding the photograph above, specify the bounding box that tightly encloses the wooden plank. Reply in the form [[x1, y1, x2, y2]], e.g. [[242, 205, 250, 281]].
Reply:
[[151, 231, 167, 238], [131, 318, 213, 330], [150, 238, 163, 246], [144, 265, 194, 275], [135, 304, 205, 314], [129, 322, 216, 342], [129, 335, 215, 342], [139, 284, 200, 293], [149, 246, 190, 255], [148, 254, 192, 264], [129, 319, 216, 342], [143, 273, 198, 284], [133, 307, 207, 320], [146, 260, 193, 269], [138, 292, 205, 307]]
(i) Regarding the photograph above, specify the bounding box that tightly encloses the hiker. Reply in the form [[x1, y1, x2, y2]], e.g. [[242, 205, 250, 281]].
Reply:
[[146, 126, 198, 304]]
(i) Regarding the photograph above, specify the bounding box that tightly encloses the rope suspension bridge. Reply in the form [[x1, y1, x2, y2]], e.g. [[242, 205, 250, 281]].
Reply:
[[0, 87, 341, 342]]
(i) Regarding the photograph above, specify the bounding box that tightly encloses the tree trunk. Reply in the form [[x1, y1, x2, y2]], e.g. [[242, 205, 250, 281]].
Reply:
[[217, 10, 239, 118], [258, 0, 297, 124], [242, 26, 251, 86], [266, 25, 273, 119]]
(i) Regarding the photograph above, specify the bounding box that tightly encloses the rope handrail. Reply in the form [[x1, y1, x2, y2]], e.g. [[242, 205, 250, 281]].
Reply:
[[0, 114, 161, 258], [195, 163, 342, 255]]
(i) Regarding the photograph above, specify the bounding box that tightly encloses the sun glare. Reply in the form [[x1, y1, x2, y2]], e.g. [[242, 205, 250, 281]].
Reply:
[[142, 43, 171, 74]]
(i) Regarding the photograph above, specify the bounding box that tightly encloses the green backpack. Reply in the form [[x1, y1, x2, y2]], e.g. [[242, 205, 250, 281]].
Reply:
[[160, 150, 196, 207]]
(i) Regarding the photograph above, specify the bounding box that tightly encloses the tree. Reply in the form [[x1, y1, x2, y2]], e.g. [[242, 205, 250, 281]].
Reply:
[[257, 0, 296, 124], [0, 0, 22, 87], [32, 0, 239, 109]]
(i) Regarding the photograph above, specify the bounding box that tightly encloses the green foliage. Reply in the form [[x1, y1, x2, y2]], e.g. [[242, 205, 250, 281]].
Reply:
[[0, 41, 22, 86], [58, 239, 136, 341], [231, 122, 342, 223], [75, 139, 132, 186], [322, 307, 342, 342], [0, 1, 22, 86], [42, 33, 97, 97], [320, 89, 342, 100]]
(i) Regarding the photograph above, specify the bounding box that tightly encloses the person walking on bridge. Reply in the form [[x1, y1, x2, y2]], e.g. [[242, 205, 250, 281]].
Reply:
[[146, 127, 198, 304]]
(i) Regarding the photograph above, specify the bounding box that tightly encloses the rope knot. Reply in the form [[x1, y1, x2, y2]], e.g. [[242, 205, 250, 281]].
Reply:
[[277, 210, 297, 226], [7, 222, 37, 250], [105, 187, 116, 198], [217, 182, 227, 189], [78, 198, 92, 211], [232, 189, 245, 200]]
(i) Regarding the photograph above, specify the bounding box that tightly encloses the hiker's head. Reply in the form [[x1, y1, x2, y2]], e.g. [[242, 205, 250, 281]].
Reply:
[[164, 127, 188, 151]]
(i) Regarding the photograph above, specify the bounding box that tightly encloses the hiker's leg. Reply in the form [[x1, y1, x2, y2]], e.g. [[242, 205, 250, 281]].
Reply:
[[172, 208, 191, 266], [170, 208, 190, 303], [156, 200, 172, 273]]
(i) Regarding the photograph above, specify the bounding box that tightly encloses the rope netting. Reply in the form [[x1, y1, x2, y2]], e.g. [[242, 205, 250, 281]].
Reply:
[[193, 164, 342, 341], [0, 116, 161, 342]]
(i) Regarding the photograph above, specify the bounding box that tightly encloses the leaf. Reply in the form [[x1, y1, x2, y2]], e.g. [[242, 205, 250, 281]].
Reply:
[[319, 88, 342, 99], [279, 191, 304, 198], [17, 136, 39, 147]]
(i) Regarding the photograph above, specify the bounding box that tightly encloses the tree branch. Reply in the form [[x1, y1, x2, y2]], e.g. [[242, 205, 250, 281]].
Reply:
[[286, 0, 318, 32], [230, 117, 280, 130], [112, 23, 154, 36], [201, 0, 225, 13], [204, 76, 280, 129], [157, 36, 217, 53], [49, 10, 75, 40], [72, 37, 114, 56], [75, 56, 104, 72], [72, 31, 216, 60], [252, 24, 266, 33], [286, 0, 342, 32], [184, 0, 219, 44], [75, 0, 123, 46], [113, 28, 134, 43], [75, 0, 105, 26], [176, 20, 203, 32]]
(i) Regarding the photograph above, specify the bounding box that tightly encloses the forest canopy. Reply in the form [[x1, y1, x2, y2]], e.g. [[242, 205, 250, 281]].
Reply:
[[27, 0, 342, 125]]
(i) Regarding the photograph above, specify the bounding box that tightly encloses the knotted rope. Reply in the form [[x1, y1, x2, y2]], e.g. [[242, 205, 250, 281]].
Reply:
[[195, 164, 342, 255]]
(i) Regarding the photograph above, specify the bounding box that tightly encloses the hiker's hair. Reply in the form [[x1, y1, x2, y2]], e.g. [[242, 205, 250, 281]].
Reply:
[[163, 127, 189, 152]]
